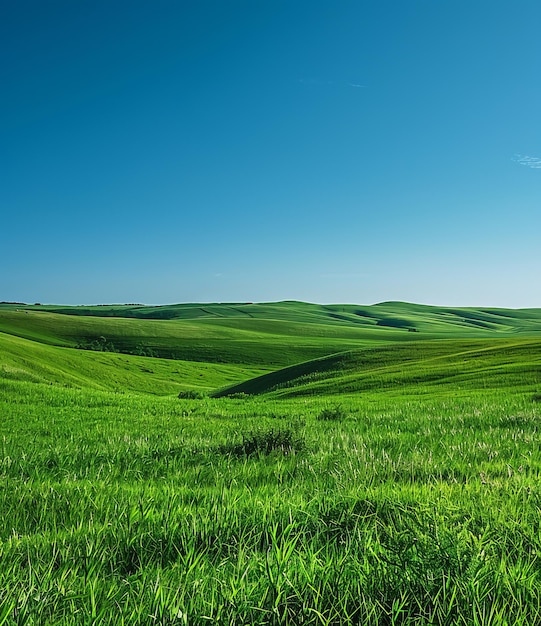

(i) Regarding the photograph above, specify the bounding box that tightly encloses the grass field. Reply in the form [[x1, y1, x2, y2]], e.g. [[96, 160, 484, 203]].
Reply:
[[1, 301, 541, 624]]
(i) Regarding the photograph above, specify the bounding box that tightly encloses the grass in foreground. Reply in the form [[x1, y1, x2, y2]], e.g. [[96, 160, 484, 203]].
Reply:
[[2, 376, 541, 624]]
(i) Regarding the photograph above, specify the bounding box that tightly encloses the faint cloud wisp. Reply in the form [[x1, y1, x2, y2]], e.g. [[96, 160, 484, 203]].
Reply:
[[513, 154, 541, 169], [299, 79, 366, 89]]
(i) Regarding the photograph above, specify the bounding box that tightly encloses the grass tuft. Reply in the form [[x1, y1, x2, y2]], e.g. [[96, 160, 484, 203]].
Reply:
[[317, 405, 348, 421], [228, 392, 251, 399], [220, 424, 305, 457], [177, 389, 206, 399]]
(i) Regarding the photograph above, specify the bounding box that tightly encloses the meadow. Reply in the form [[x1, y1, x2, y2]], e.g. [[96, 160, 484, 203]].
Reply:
[[1, 301, 541, 625]]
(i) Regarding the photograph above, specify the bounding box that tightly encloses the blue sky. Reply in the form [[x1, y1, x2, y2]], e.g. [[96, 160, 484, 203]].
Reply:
[[2, 0, 540, 306]]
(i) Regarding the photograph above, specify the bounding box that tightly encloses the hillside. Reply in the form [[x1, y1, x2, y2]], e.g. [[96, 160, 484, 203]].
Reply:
[[213, 338, 541, 398], [1, 300, 540, 398], [1, 301, 540, 370], [0, 332, 266, 395], [6, 300, 541, 334], [0, 309, 381, 367]]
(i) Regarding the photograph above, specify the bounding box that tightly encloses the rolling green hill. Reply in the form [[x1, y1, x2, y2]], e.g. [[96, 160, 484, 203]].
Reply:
[[213, 338, 541, 398], [6, 299, 541, 333], [1, 300, 540, 398], [0, 332, 266, 395], [1, 301, 540, 371], [0, 309, 379, 367]]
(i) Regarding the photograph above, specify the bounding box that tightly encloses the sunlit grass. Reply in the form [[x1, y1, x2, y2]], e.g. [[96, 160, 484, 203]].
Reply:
[[1, 303, 541, 624], [2, 376, 541, 624]]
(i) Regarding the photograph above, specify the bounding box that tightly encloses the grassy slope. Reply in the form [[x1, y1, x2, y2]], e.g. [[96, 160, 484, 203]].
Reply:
[[1, 301, 540, 398], [5, 299, 541, 330], [213, 338, 541, 398], [1, 301, 540, 370], [0, 310, 382, 367], [15, 299, 541, 332], [0, 332, 266, 395]]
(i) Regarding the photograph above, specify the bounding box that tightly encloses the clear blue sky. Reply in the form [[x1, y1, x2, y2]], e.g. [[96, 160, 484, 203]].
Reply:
[[2, 0, 540, 307]]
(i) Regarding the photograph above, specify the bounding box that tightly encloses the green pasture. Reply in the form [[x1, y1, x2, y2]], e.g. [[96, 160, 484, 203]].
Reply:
[[215, 338, 541, 398], [1, 300, 541, 369], [0, 332, 267, 395], [7, 300, 541, 334], [1, 301, 541, 624], [0, 309, 382, 367]]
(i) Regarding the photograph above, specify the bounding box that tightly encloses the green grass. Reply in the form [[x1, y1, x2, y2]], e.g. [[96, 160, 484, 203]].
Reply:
[[2, 300, 541, 369], [0, 332, 267, 395], [12, 300, 541, 334], [214, 337, 541, 398], [0, 309, 384, 367], [2, 381, 541, 624], [2, 301, 541, 624]]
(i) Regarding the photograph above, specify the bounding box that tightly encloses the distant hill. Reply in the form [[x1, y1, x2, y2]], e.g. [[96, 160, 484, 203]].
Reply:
[[1, 301, 540, 393], [1, 301, 541, 364], [3, 300, 541, 332], [6, 300, 541, 334]]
